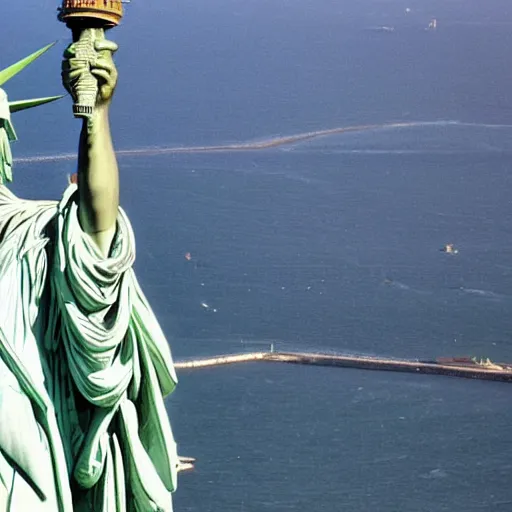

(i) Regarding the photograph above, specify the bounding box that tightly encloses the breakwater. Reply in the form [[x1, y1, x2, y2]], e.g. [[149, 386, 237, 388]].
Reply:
[[14, 120, 459, 164], [174, 351, 512, 383]]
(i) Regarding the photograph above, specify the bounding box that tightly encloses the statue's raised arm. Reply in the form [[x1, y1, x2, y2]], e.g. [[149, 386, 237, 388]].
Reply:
[[0, 36, 180, 511], [62, 33, 120, 256]]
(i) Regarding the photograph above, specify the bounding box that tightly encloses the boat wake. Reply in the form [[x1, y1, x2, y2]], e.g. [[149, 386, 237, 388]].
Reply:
[[457, 287, 506, 301], [13, 120, 511, 165]]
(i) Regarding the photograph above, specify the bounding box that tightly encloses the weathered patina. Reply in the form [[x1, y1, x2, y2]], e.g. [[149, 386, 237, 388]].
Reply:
[[0, 35, 179, 512]]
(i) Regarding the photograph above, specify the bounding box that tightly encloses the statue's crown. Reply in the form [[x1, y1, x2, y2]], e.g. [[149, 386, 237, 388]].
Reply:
[[58, 0, 124, 27], [0, 44, 63, 141]]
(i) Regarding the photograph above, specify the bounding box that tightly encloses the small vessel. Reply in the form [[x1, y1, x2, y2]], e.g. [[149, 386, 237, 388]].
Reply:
[[200, 302, 217, 313], [427, 18, 438, 31], [440, 243, 458, 254], [177, 456, 196, 473]]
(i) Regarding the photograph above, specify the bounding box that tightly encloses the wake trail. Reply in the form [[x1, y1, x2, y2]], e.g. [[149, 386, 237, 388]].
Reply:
[[14, 119, 502, 165]]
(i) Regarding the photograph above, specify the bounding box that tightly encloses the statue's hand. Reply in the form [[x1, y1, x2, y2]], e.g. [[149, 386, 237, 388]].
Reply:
[[62, 37, 119, 109], [90, 39, 119, 106]]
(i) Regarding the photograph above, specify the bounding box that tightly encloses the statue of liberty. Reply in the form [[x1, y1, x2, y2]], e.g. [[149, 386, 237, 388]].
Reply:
[[0, 34, 180, 512]]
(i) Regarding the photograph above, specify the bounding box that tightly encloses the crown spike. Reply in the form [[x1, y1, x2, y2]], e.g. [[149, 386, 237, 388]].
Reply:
[[9, 95, 64, 114], [0, 43, 56, 87]]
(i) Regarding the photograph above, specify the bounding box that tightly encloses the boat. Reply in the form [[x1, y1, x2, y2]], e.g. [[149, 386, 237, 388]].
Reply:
[[177, 456, 196, 473], [440, 243, 458, 254], [427, 18, 437, 31]]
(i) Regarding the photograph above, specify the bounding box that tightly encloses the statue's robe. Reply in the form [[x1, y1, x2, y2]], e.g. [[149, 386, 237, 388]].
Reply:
[[0, 184, 178, 511]]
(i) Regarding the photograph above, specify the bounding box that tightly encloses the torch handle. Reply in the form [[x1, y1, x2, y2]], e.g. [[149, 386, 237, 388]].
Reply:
[[71, 28, 104, 118]]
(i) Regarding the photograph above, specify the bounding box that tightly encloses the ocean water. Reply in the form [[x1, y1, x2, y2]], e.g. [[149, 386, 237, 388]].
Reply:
[[4, 0, 512, 510]]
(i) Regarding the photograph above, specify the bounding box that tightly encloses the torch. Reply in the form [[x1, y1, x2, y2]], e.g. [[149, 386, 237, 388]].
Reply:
[[58, 0, 124, 118]]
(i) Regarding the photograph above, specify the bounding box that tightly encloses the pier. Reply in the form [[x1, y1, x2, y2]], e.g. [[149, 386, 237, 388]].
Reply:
[[174, 351, 512, 383]]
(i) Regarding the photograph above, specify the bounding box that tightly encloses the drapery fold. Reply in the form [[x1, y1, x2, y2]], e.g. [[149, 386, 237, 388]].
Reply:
[[0, 184, 179, 511]]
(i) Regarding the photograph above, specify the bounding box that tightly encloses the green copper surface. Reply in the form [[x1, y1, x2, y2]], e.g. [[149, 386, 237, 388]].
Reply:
[[0, 42, 56, 86], [0, 186, 179, 511], [0, 43, 62, 184], [8, 95, 64, 113], [0, 30, 180, 512]]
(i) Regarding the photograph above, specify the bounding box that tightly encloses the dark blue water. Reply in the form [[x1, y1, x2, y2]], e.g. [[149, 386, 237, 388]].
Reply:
[[4, 0, 512, 510]]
